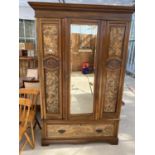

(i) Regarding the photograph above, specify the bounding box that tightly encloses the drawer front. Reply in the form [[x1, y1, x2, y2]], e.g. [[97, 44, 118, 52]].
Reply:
[[46, 123, 115, 138]]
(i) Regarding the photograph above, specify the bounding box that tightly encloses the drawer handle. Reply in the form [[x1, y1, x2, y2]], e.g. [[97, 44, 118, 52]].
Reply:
[[58, 129, 66, 134], [96, 129, 103, 133]]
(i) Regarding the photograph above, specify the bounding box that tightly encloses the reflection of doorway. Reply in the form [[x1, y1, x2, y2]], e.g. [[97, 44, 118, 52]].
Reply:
[[70, 24, 97, 114]]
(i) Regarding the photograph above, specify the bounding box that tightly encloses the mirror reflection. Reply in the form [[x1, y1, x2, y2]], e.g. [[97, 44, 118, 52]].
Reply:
[[70, 24, 98, 114]]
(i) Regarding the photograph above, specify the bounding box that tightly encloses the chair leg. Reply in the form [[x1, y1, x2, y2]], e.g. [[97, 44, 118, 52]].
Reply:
[[24, 132, 34, 149], [36, 116, 42, 129], [19, 140, 27, 154], [33, 121, 37, 129], [30, 122, 35, 148]]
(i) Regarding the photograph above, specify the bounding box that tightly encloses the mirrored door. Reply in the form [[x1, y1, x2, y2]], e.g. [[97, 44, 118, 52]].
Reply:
[[69, 21, 99, 118]]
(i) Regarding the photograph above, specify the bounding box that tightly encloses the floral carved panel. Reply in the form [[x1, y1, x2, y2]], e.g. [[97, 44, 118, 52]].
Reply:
[[45, 69, 59, 113], [106, 58, 121, 70], [43, 24, 58, 56], [44, 57, 59, 70], [108, 26, 125, 58], [104, 70, 120, 112], [103, 25, 125, 113]]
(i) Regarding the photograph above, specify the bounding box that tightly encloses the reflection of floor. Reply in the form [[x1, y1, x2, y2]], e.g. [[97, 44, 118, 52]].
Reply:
[[71, 71, 94, 114], [22, 75, 135, 155]]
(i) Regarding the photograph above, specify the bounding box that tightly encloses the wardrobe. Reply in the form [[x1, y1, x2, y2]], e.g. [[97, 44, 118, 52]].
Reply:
[[29, 2, 134, 145]]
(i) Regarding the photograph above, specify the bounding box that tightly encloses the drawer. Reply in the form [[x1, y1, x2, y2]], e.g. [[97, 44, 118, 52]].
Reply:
[[46, 123, 115, 138]]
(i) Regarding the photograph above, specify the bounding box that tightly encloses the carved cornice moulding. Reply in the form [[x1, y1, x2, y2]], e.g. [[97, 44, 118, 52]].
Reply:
[[29, 2, 135, 14]]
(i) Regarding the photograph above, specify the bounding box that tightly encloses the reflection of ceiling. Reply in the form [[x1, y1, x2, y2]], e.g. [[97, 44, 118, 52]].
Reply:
[[19, 0, 134, 7]]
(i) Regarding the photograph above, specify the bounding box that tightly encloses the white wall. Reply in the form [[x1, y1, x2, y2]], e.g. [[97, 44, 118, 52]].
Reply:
[[19, 6, 35, 20]]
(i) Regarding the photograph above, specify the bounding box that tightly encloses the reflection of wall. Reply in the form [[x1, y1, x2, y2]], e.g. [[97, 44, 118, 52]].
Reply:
[[71, 33, 96, 71], [80, 34, 91, 49]]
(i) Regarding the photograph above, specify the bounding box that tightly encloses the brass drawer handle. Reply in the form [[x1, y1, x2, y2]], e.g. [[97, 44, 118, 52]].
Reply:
[[58, 129, 66, 134], [96, 129, 103, 133]]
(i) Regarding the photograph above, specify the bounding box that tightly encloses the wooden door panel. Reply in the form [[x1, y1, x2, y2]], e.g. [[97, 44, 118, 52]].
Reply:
[[101, 21, 130, 118], [39, 19, 62, 119], [104, 24, 125, 113]]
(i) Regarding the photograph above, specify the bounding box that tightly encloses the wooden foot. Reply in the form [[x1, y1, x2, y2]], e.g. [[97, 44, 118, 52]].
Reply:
[[41, 139, 50, 146], [109, 138, 119, 145]]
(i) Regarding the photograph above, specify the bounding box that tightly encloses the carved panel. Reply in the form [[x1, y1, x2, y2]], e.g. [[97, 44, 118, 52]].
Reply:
[[106, 58, 121, 70], [104, 70, 120, 112], [109, 27, 125, 58], [45, 70, 59, 113], [43, 24, 58, 56], [47, 123, 114, 138], [44, 57, 59, 70]]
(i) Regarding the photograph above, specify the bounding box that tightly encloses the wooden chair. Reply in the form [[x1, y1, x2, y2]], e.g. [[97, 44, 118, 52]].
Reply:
[[19, 98, 33, 153], [23, 80, 44, 121], [19, 88, 41, 148], [19, 88, 41, 128]]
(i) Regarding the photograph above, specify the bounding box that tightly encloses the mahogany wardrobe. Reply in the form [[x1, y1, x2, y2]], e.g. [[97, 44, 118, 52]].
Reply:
[[29, 2, 134, 145]]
